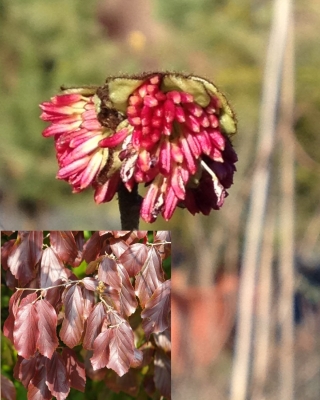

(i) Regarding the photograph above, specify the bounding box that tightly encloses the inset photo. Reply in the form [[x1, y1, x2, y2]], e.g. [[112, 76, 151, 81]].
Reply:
[[1, 230, 171, 400]]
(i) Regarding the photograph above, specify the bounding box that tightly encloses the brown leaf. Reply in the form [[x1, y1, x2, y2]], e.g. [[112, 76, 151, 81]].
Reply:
[[141, 279, 171, 339], [36, 299, 58, 359], [8, 231, 43, 286], [60, 285, 84, 348]]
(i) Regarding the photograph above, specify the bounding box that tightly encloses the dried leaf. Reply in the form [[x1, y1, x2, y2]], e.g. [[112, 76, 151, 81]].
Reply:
[[8, 231, 43, 286], [141, 280, 171, 339], [60, 285, 84, 348], [118, 243, 148, 277], [36, 299, 58, 359]]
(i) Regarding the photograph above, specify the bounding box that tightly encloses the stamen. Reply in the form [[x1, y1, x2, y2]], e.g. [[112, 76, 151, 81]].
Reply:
[[200, 160, 218, 182]]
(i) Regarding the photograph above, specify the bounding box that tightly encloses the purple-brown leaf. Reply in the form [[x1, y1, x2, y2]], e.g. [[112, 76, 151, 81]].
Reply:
[[154, 231, 171, 260], [50, 231, 78, 265], [1, 375, 16, 400], [110, 240, 129, 258], [82, 286, 95, 320], [46, 351, 70, 400], [40, 247, 68, 288], [104, 369, 141, 397], [82, 277, 98, 291], [36, 299, 58, 359], [90, 328, 114, 370], [13, 296, 39, 359], [83, 302, 107, 350], [116, 262, 138, 317], [62, 348, 86, 392], [14, 355, 37, 388], [98, 257, 121, 290], [60, 285, 84, 348], [1, 239, 15, 270], [141, 279, 171, 339], [27, 358, 52, 400], [7, 231, 43, 286], [82, 232, 106, 263], [154, 350, 171, 399], [3, 290, 22, 343], [135, 247, 165, 308], [107, 321, 135, 377], [118, 243, 148, 277]]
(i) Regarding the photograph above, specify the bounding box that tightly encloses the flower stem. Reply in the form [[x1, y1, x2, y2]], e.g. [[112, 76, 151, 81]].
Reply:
[[117, 183, 142, 229]]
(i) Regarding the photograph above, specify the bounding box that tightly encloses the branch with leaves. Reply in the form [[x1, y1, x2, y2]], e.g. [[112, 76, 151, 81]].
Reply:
[[1, 230, 171, 400]]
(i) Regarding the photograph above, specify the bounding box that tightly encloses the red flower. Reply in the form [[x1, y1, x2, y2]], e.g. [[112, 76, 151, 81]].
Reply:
[[40, 73, 237, 222], [40, 88, 126, 202]]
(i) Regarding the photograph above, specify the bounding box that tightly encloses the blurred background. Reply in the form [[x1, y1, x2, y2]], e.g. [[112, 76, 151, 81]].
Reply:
[[0, 0, 320, 399]]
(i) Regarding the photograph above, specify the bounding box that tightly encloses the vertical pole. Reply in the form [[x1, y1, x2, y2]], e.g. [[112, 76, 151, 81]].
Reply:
[[229, 0, 293, 399], [278, 13, 295, 400]]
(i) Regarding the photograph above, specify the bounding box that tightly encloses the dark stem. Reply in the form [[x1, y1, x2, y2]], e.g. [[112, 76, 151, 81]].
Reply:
[[117, 183, 142, 229]]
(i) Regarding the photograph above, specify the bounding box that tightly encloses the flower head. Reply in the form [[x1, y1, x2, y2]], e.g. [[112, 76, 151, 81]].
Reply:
[[40, 73, 237, 222]]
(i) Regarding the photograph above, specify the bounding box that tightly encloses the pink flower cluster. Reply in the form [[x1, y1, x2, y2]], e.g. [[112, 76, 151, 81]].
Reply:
[[40, 73, 237, 222]]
